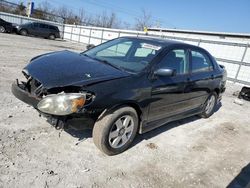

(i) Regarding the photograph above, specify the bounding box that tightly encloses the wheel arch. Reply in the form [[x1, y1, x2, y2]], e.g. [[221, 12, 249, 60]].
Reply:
[[48, 33, 56, 38], [214, 88, 220, 95], [0, 25, 6, 32], [20, 28, 28, 34], [98, 101, 143, 129]]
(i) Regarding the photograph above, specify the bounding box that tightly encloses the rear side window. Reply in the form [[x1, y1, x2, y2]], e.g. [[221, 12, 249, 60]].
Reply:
[[191, 51, 213, 73]]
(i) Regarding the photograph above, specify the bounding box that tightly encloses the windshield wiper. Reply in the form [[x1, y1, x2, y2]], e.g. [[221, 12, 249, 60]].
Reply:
[[97, 59, 123, 71], [82, 54, 131, 72]]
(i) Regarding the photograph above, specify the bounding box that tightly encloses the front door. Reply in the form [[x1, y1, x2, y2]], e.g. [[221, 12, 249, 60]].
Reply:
[[148, 48, 191, 123]]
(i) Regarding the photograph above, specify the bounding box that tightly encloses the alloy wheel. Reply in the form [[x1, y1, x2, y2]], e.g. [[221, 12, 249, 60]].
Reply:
[[205, 95, 216, 114], [20, 30, 27, 36], [108, 115, 134, 149], [0, 26, 6, 33]]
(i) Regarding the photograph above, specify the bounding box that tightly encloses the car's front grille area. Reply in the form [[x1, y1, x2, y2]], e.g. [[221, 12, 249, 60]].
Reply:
[[29, 78, 43, 95], [20, 72, 45, 97]]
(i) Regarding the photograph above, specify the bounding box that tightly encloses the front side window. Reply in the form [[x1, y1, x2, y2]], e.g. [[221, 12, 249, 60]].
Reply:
[[157, 49, 189, 75], [84, 38, 163, 73], [40, 24, 48, 29], [191, 51, 213, 73]]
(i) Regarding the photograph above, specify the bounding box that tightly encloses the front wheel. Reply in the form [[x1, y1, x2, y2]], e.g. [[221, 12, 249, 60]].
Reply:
[[20, 29, 28, 36], [199, 92, 218, 118], [0, 26, 6, 33], [93, 106, 139, 155]]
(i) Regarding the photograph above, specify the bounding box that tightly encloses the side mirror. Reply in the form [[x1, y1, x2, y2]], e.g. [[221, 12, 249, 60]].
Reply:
[[154, 68, 175, 77], [86, 44, 95, 50]]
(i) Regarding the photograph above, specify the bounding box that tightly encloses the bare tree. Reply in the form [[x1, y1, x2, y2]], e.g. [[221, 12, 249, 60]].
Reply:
[[57, 5, 68, 20], [33, 1, 51, 20], [0, 0, 123, 27], [134, 9, 153, 31], [14, 1, 26, 15], [78, 8, 93, 25], [121, 21, 131, 29], [55, 5, 79, 24], [91, 11, 119, 28]]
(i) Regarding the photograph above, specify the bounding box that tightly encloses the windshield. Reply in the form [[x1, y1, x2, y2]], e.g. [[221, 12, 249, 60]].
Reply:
[[82, 38, 163, 73]]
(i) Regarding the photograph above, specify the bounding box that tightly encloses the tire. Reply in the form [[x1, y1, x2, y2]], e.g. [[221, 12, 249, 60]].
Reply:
[[48, 34, 55, 40], [199, 92, 218, 118], [20, 29, 28, 36], [93, 106, 139, 155], [0, 26, 6, 33]]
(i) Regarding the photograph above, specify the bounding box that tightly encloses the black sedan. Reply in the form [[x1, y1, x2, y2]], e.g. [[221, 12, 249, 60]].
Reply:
[[0, 18, 13, 33], [12, 37, 227, 155]]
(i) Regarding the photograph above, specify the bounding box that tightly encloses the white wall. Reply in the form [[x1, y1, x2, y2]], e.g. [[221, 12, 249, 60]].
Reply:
[[0, 11, 249, 85], [63, 24, 250, 85]]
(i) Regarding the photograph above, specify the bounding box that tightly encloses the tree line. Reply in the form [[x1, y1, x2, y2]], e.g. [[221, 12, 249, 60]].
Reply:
[[0, 0, 154, 30]]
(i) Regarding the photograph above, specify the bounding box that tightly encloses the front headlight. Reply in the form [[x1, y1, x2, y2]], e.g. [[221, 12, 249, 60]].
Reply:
[[37, 93, 86, 115]]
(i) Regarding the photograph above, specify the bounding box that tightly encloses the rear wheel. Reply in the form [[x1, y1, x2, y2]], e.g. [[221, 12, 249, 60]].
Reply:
[[0, 26, 6, 33], [48, 34, 55, 40], [93, 106, 139, 155], [20, 29, 28, 36], [200, 92, 218, 118]]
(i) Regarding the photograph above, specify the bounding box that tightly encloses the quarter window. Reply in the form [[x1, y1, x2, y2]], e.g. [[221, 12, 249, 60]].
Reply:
[[158, 49, 188, 75], [191, 51, 213, 73]]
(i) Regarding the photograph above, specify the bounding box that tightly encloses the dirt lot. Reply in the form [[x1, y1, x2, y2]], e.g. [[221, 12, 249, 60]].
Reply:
[[0, 33, 250, 188]]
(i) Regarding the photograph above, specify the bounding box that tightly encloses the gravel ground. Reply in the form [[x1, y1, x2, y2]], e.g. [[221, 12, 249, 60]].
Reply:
[[0, 33, 250, 188]]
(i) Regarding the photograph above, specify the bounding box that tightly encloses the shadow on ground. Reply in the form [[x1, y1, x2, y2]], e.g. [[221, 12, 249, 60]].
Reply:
[[62, 102, 222, 148], [227, 163, 250, 188], [134, 102, 221, 147]]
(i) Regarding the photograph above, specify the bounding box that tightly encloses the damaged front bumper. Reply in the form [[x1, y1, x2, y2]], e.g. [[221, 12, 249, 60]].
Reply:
[[11, 80, 41, 107], [11, 80, 96, 130]]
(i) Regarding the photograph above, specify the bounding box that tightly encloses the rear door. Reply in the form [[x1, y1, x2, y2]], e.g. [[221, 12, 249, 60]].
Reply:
[[29, 23, 40, 36], [39, 23, 49, 37], [148, 47, 191, 122], [187, 48, 215, 108]]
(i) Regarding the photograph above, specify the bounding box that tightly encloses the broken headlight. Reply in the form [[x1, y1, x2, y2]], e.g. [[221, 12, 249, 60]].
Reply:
[[37, 93, 87, 116]]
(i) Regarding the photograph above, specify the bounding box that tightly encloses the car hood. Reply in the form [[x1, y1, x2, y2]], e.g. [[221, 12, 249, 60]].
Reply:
[[24, 50, 130, 89]]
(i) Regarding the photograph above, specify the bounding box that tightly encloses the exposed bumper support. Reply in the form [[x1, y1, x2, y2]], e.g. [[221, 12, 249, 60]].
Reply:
[[11, 81, 41, 107]]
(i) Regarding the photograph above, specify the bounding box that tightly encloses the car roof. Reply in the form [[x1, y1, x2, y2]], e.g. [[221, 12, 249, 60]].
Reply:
[[121, 36, 194, 48], [25, 22, 57, 27]]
